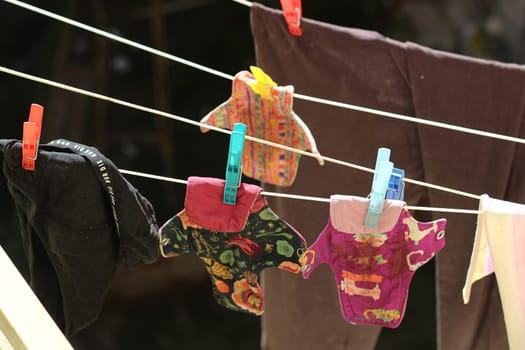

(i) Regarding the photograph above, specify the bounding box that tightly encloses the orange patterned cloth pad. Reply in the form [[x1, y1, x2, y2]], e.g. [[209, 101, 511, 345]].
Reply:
[[200, 67, 323, 186]]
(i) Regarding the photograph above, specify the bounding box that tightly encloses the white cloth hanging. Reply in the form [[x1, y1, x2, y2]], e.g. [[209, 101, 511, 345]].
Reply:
[[463, 194, 525, 350]]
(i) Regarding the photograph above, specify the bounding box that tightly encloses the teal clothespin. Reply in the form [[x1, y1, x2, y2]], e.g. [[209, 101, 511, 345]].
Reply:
[[366, 148, 394, 227], [224, 123, 247, 205]]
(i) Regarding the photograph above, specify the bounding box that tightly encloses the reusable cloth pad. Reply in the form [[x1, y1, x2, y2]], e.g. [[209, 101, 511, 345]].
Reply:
[[159, 176, 306, 315], [463, 194, 525, 350], [200, 68, 322, 187], [301, 195, 447, 328]]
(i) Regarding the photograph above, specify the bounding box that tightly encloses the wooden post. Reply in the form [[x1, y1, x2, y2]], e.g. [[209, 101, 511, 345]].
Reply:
[[0, 246, 73, 350]]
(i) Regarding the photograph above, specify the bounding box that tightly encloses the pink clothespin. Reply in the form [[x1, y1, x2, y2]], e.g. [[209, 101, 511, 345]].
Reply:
[[22, 103, 44, 171], [279, 0, 302, 36]]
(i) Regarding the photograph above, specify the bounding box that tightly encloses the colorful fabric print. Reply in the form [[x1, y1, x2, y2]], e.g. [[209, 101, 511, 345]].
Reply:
[[159, 176, 306, 316], [301, 195, 447, 328], [200, 67, 323, 187]]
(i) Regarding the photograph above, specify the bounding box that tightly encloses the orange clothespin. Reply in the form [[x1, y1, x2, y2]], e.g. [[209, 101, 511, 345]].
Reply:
[[279, 0, 302, 36], [22, 104, 44, 171]]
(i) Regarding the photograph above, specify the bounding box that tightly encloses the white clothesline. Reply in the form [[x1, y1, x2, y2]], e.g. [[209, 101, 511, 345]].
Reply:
[[3, 0, 525, 146], [231, 0, 253, 7], [0, 65, 482, 201], [119, 169, 481, 214]]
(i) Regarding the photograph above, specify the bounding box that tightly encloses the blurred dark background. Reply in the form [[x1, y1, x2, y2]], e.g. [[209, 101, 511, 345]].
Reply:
[[0, 0, 523, 349]]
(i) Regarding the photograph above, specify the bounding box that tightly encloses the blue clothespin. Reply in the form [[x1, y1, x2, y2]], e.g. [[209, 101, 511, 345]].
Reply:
[[224, 123, 247, 205], [386, 167, 405, 200], [366, 148, 394, 227]]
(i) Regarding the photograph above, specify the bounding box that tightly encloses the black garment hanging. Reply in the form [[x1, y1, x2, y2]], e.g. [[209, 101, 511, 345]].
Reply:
[[0, 139, 159, 335]]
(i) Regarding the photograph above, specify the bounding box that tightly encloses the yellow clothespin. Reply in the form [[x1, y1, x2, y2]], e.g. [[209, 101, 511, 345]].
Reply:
[[246, 66, 277, 100]]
